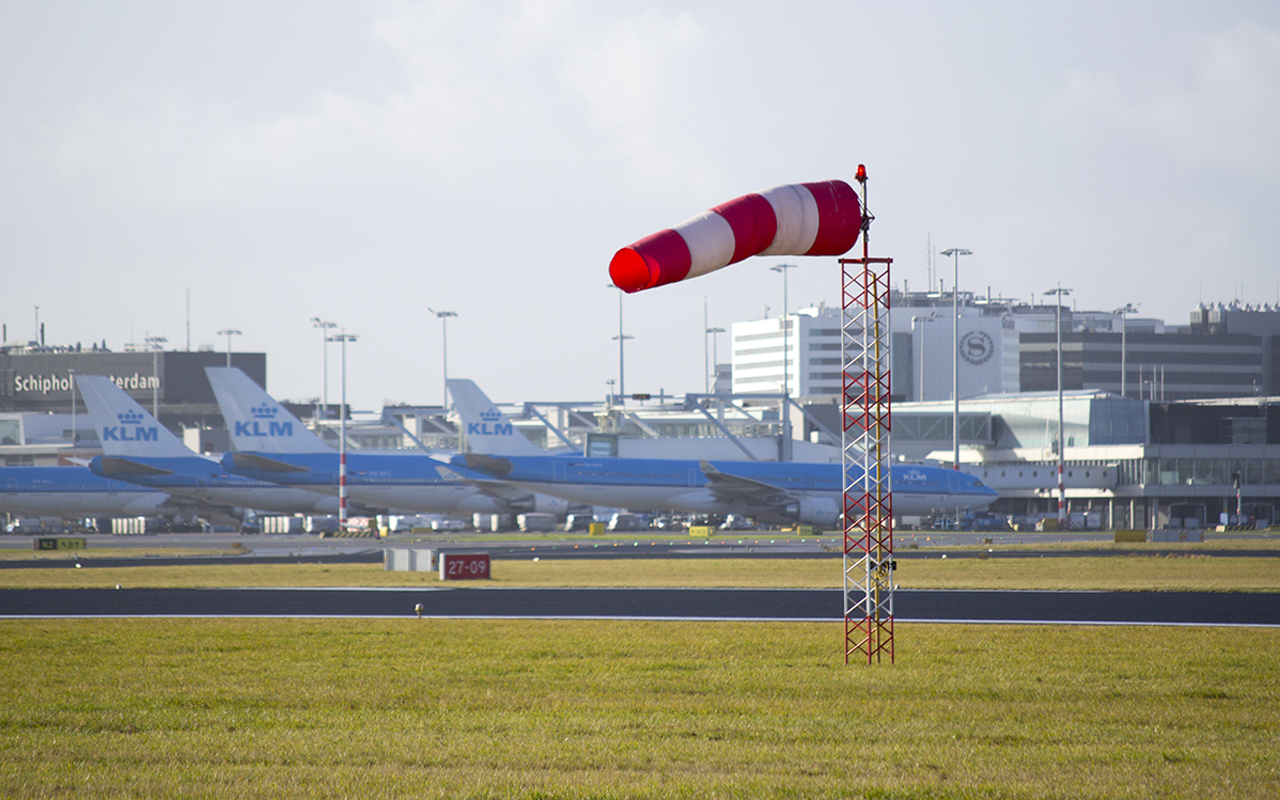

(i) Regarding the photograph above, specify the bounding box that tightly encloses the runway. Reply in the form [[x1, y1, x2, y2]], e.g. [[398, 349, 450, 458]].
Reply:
[[3, 587, 1277, 626], [4, 535, 1279, 568]]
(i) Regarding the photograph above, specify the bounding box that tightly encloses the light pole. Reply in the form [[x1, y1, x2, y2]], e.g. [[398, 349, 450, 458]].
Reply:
[[311, 317, 336, 419], [771, 264, 797, 461], [911, 314, 936, 402], [1044, 285, 1072, 527], [145, 336, 167, 417], [217, 329, 242, 368], [1112, 304, 1138, 398], [703, 298, 710, 394], [68, 369, 77, 445], [706, 326, 725, 393], [327, 329, 358, 530], [427, 309, 457, 408], [939, 248, 971, 470], [607, 285, 632, 402]]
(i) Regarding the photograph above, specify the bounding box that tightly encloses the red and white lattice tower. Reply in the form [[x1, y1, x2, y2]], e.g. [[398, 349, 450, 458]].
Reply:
[[841, 165, 894, 665]]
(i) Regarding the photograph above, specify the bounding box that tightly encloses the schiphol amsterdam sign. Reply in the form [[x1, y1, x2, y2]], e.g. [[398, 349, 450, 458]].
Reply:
[[13, 372, 160, 396]]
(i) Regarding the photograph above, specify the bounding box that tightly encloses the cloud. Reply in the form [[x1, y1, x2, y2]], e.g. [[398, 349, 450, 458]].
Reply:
[[559, 7, 705, 183], [13, 1, 710, 208], [1045, 20, 1280, 176]]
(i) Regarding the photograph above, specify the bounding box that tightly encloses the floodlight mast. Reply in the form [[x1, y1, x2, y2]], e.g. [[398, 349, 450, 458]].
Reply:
[[841, 164, 894, 665], [217, 329, 241, 368], [938, 248, 972, 471], [1044, 285, 1072, 527], [326, 329, 358, 530], [1112, 303, 1138, 398], [311, 318, 336, 419], [145, 336, 166, 417], [427, 309, 457, 409]]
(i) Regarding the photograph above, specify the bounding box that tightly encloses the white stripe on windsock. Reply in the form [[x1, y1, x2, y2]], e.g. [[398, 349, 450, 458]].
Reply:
[[676, 210, 738, 280], [610, 179, 861, 293], [758, 184, 820, 256]]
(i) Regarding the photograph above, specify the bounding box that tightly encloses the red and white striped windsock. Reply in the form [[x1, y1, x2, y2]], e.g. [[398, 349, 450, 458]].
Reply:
[[609, 180, 863, 294]]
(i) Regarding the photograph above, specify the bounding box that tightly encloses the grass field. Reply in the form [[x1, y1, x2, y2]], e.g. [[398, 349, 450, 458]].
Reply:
[[1, 618, 1276, 799], [3, 553, 1279, 592], [3, 540, 1278, 797]]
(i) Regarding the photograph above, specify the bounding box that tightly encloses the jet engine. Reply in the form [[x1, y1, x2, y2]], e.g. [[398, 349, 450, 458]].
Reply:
[[532, 493, 569, 516], [788, 496, 840, 527], [502, 493, 569, 517]]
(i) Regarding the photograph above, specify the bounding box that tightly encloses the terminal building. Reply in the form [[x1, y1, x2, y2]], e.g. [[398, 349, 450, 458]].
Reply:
[[732, 294, 1280, 404], [0, 345, 266, 466], [894, 391, 1280, 530], [5, 291, 1279, 529], [720, 294, 1280, 528]]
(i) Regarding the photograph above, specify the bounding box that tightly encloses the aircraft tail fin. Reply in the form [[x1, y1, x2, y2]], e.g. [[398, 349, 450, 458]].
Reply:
[[447, 379, 546, 456], [75, 375, 195, 458], [205, 367, 333, 454]]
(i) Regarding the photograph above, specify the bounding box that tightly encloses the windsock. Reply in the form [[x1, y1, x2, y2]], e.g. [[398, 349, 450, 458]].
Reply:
[[609, 180, 863, 294]]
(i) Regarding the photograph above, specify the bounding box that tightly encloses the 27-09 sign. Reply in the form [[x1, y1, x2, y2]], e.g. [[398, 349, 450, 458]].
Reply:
[[438, 553, 490, 581]]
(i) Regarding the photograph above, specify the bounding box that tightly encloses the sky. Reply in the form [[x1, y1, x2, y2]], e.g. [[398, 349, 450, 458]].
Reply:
[[3, 1, 1279, 411]]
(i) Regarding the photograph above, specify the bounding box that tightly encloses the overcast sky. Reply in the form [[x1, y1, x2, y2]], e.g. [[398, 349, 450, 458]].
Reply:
[[4, 1, 1279, 410]]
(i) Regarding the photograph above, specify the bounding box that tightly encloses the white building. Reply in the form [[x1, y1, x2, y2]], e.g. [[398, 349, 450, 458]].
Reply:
[[910, 310, 1021, 402], [730, 306, 842, 398]]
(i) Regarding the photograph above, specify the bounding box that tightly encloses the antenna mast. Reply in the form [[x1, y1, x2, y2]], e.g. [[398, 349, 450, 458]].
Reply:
[[842, 164, 895, 665]]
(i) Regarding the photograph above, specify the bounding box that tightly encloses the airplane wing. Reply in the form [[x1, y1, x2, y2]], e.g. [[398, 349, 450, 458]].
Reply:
[[699, 460, 793, 505], [434, 464, 537, 506], [225, 452, 311, 474], [95, 457, 176, 477], [461, 453, 514, 476]]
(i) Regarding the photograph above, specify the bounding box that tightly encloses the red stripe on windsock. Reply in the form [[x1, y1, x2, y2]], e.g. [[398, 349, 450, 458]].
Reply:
[[800, 180, 862, 256], [710, 192, 778, 265], [611, 178, 863, 293], [609, 228, 692, 293]]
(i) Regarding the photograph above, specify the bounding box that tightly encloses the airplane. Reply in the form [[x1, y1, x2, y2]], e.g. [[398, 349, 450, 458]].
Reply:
[[204, 367, 569, 517], [442, 454, 998, 526], [75, 375, 345, 517], [445, 381, 997, 524], [0, 465, 177, 518]]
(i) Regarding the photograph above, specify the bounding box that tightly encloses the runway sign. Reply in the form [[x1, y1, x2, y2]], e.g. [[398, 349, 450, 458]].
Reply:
[[439, 553, 490, 581]]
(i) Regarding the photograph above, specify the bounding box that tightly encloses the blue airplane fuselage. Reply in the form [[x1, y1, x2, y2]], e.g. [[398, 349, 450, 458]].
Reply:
[[0, 466, 173, 517], [449, 454, 997, 524], [88, 455, 340, 514], [220, 452, 566, 516]]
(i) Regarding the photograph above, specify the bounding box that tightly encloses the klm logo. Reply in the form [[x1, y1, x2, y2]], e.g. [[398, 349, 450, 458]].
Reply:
[[236, 402, 292, 437], [468, 408, 511, 436], [235, 420, 295, 438], [251, 403, 278, 419], [103, 411, 159, 442], [901, 469, 928, 484]]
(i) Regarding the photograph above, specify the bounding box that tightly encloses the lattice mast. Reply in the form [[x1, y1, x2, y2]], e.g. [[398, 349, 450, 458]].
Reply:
[[841, 164, 895, 664]]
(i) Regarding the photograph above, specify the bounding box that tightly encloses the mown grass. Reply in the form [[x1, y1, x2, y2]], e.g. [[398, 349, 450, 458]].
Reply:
[[0, 619, 1276, 798], [3, 554, 1279, 592]]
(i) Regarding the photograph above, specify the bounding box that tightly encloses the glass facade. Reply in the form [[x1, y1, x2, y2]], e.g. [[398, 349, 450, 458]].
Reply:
[[1145, 457, 1280, 486]]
